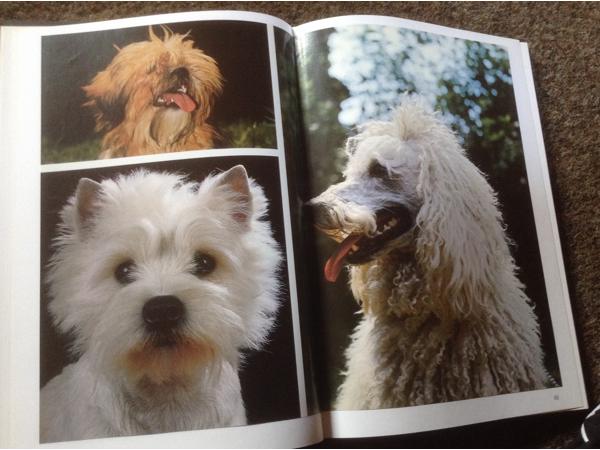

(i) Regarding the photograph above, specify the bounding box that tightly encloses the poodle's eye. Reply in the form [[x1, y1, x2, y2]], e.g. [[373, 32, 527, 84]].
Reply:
[[115, 260, 136, 285], [192, 252, 216, 277], [368, 161, 389, 179]]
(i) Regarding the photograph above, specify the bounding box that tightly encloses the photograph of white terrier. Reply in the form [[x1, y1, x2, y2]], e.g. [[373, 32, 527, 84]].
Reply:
[[310, 98, 552, 410], [40, 165, 282, 443]]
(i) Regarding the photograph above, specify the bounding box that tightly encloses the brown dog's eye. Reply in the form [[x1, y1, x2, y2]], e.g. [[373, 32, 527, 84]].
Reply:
[[192, 252, 216, 277], [115, 260, 136, 285]]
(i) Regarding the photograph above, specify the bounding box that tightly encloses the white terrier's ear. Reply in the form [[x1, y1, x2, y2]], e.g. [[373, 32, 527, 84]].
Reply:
[[215, 165, 253, 226], [74, 178, 103, 232]]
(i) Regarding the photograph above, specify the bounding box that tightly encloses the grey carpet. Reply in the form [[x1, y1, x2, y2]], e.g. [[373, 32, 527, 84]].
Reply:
[[1, 2, 598, 448]]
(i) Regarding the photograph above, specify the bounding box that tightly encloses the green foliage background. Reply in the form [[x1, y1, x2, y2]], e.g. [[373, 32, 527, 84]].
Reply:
[[297, 26, 524, 196]]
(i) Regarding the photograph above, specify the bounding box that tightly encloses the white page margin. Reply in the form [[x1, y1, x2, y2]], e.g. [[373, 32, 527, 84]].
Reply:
[[39, 10, 293, 37]]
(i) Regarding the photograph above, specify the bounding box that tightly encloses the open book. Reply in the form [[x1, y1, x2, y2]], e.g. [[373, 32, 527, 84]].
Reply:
[[0, 10, 587, 448]]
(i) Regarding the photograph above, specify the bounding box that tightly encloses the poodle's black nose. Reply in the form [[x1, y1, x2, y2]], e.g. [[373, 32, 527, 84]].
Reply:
[[142, 295, 185, 331], [308, 200, 338, 230]]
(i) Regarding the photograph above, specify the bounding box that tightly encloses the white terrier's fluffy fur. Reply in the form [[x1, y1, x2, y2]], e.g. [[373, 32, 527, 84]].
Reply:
[[311, 97, 550, 410], [40, 167, 281, 442]]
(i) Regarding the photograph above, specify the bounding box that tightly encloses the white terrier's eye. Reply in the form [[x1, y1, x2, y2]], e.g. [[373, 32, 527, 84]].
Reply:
[[192, 252, 216, 277], [115, 260, 136, 285]]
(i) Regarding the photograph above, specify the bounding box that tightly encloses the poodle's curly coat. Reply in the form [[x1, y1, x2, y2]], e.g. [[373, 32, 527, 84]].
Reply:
[[311, 97, 550, 410]]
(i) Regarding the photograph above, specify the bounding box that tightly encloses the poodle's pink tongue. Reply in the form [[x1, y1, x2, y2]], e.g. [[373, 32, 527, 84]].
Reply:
[[162, 92, 197, 112], [324, 234, 362, 283]]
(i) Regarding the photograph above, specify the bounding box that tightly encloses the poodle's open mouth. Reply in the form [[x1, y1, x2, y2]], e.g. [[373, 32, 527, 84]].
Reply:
[[154, 84, 197, 112], [323, 206, 413, 282]]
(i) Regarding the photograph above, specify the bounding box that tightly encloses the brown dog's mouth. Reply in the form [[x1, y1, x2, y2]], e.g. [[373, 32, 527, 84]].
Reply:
[[322, 206, 413, 282], [154, 84, 197, 113]]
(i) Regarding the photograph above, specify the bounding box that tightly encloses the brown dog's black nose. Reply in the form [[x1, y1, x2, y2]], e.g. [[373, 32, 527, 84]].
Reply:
[[170, 67, 190, 84], [142, 295, 185, 332]]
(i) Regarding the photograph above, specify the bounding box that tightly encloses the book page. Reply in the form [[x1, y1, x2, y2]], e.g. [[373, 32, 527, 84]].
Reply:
[[0, 25, 16, 448], [0, 11, 321, 448], [294, 15, 586, 438]]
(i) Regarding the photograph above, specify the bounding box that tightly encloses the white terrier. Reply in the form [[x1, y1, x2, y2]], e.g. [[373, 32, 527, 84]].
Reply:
[[40, 166, 281, 442]]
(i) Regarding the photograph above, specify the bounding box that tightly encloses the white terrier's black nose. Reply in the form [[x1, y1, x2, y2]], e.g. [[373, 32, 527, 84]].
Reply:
[[142, 295, 185, 332]]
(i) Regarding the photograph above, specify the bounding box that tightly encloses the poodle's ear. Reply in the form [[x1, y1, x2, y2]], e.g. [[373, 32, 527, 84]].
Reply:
[[414, 144, 510, 318]]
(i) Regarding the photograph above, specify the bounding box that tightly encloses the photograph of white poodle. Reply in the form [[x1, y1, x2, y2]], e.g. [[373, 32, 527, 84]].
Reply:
[[310, 97, 552, 410]]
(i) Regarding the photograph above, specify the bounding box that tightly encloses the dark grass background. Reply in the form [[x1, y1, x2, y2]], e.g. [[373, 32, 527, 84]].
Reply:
[[39, 156, 300, 428], [2, 2, 599, 448]]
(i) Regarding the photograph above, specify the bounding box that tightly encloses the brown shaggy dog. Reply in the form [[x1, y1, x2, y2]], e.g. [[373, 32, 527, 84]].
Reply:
[[84, 27, 223, 159]]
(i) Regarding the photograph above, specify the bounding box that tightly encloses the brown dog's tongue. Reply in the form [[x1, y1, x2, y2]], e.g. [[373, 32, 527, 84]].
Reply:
[[324, 234, 362, 283], [162, 92, 197, 113]]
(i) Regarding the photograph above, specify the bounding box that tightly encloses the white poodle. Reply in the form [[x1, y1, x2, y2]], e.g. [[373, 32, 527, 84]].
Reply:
[[310, 97, 550, 410]]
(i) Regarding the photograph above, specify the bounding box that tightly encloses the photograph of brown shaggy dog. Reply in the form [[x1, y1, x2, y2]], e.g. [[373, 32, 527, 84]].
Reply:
[[84, 27, 223, 158]]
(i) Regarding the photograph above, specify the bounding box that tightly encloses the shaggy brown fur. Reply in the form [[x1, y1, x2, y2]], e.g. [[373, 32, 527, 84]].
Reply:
[[84, 27, 223, 158]]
